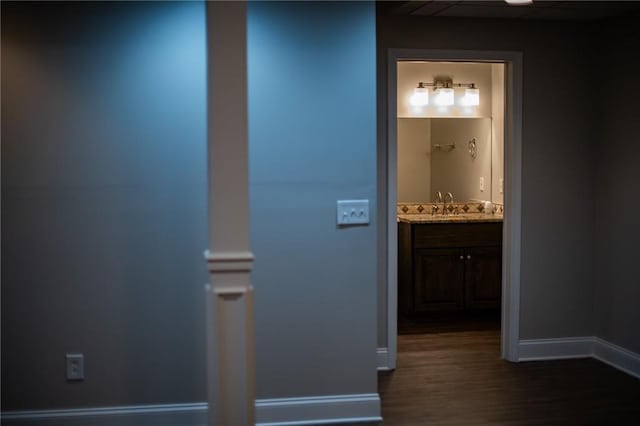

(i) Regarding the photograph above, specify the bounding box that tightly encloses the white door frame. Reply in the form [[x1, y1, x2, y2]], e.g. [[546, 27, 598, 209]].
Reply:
[[385, 49, 523, 368]]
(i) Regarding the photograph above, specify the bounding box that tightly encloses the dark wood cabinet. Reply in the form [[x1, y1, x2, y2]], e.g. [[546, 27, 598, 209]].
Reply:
[[398, 221, 502, 316], [414, 248, 465, 312], [464, 246, 502, 310]]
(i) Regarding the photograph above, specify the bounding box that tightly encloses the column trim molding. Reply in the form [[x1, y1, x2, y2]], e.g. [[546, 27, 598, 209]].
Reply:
[[212, 286, 253, 296], [204, 250, 255, 273]]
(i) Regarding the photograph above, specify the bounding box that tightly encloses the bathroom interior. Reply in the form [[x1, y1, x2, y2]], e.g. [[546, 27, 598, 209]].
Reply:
[[396, 61, 505, 337]]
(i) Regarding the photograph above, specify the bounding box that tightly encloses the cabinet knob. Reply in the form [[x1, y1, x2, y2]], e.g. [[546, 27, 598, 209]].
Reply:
[[467, 254, 472, 260], [459, 255, 464, 260]]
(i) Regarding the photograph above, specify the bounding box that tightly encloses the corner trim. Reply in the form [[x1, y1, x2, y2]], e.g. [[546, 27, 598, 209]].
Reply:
[[518, 336, 640, 379], [1, 394, 382, 426], [376, 347, 391, 371], [593, 337, 640, 380]]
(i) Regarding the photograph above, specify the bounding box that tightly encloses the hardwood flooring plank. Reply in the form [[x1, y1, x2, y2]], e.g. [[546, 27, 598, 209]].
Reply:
[[378, 319, 640, 425]]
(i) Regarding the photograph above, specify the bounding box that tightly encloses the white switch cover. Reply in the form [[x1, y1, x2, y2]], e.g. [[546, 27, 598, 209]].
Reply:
[[499, 178, 504, 194], [479, 177, 485, 192], [337, 200, 370, 225]]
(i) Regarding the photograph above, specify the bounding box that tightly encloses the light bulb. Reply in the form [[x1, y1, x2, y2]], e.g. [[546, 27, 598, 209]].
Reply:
[[410, 84, 429, 106], [462, 87, 480, 106], [434, 87, 454, 106]]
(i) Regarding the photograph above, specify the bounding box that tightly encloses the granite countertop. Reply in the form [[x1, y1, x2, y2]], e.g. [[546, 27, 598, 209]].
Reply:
[[397, 213, 503, 224]]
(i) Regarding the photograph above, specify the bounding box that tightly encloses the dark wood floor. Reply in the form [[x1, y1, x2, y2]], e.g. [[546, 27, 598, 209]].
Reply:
[[377, 316, 640, 425]]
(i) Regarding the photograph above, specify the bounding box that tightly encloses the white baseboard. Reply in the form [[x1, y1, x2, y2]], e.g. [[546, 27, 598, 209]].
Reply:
[[0, 403, 208, 426], [518, 337, 594, 361], [1, 394, 382, 426], [593, 337, 640, 380], [256, 393, 381, 425], [518, 336, 640, 380], [377, 347, 391, 371], [4, 337, 636, 426]]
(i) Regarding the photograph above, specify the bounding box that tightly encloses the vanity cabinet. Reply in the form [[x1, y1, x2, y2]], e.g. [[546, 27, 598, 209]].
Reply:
[[464, 246, 502, 310], [413, 248, 465, 312], [398, 221, 502, 316]]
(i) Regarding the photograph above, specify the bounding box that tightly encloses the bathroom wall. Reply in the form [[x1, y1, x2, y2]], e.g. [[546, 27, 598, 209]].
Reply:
[[397, 61, 496, 207], [491, 64, 505, 205], [397, 118, 431, 202], [398, 61, 492, 118]]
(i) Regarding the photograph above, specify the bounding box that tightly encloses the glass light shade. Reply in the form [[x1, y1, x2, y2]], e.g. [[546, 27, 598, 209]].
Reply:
[[434, 88, 454, 106], [410, 86, 429, 106], [463, 87, 480, 106]]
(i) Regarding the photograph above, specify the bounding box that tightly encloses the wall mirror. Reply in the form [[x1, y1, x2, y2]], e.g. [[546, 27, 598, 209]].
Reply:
[[397, 117, 494, 204]]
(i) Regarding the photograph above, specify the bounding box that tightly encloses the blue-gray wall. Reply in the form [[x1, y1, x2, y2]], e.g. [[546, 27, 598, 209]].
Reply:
[[2, 0, 380, 413], [2, 1, 208, 409], [248, 1, 378, 398]]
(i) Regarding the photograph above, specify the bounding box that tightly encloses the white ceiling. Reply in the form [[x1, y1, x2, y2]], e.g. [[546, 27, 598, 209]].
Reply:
[[388, 1, 640, 21]]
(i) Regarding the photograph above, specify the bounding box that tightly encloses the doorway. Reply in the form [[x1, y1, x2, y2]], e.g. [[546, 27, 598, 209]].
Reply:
[[383, 49, 523, 369]]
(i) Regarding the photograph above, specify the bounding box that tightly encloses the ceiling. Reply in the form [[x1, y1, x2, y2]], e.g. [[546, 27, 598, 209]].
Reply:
[[387, 1, 640, 21]]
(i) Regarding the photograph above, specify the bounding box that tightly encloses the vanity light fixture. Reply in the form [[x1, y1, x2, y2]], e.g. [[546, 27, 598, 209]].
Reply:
[[411, 78, 480, 107], [462, 85, 480, 106], [505, 0, 533, 5], [409, 82, 429, 106], [434, 87, 455, 106]]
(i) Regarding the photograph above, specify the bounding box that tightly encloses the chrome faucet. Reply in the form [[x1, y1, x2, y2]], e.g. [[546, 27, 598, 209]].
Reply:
[[433, 191, 443, 216], [443, 192, 454, 215]]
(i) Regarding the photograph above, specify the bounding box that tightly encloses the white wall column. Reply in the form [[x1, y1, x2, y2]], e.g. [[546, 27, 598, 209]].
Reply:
[[204, 2, 255, 425]]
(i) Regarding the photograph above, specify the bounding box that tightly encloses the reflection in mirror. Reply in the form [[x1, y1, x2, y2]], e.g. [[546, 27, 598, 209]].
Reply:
[[397, 118, 492, 204]]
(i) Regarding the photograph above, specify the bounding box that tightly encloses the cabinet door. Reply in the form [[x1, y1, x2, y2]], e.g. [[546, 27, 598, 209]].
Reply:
[[413, 248, 465, 313], [465, 246, 502, 310]]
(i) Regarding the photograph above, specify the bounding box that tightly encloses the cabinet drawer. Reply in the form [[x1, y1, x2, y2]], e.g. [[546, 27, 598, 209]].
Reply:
[[412, 222, 502, 248]]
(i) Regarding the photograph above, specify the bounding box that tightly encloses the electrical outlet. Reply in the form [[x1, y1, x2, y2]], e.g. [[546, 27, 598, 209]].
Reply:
[[479, 177, 485, 192], [499, 178, 504, 194], [66, 353, 84, 381]]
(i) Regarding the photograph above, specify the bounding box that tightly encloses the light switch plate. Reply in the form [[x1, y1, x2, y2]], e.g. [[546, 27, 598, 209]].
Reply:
[[337, 200, 370, 225], [479, 177, 485, 192]]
